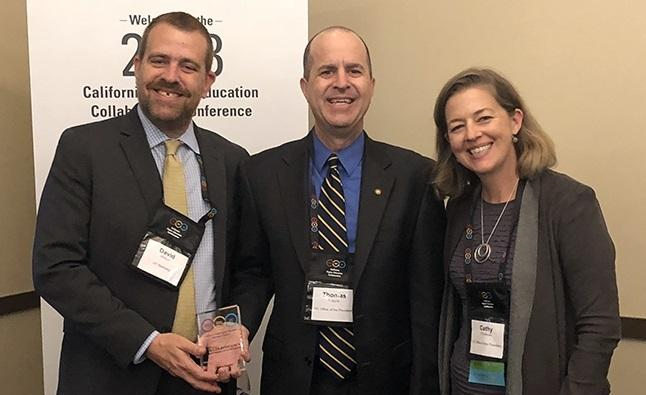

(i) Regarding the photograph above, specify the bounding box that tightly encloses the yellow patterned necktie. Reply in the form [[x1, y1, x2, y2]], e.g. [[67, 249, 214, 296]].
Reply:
[[163, 139, 197, 340]]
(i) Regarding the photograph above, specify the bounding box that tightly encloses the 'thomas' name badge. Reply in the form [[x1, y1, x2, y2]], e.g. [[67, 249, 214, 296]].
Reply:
[[311, 287, 353, 323]]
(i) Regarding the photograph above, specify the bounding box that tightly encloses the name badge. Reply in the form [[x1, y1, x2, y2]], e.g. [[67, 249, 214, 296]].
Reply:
[[130, 204, 215, 289], [303, 253, 354, 326], [311, 287, 353, 323], [470, 319, 505, 359], [136, 238, 189, 287]]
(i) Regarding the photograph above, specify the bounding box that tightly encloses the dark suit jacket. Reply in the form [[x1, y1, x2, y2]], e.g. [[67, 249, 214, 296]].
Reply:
[[32, 108, 249, 395], [438, 170, 621, 395], [231, 132, 445, 395]]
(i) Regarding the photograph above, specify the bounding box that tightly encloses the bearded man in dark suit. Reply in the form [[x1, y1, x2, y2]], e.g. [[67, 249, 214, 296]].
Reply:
[[33, 11, 248, 395]]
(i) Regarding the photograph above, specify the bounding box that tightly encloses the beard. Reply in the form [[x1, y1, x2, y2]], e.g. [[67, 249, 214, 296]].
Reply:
[[137, 79, 199, 135]]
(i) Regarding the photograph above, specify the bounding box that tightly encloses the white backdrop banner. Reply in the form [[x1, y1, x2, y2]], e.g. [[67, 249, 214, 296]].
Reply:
[[27, 1, 307, 393]]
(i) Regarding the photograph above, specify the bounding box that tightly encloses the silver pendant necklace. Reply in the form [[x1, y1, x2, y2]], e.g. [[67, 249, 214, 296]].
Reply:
[[474, 178, 519, 263]]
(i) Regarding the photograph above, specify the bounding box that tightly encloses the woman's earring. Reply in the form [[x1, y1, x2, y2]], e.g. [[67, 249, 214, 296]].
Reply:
[[512, 135, 519, 143]]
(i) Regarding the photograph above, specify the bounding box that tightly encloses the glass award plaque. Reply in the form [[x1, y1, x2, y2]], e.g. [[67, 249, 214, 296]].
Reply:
[[198, 305, 246, 373]]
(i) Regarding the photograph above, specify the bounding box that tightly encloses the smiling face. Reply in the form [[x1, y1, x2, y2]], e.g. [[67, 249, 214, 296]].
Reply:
[[300, 29, 375, 146], [134, 22, 215, 137], [445, 86, 523, 184]]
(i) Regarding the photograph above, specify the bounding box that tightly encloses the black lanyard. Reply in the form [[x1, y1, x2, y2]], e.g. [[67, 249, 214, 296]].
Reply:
[[309, 189, 323, 251], [194, 154, 210, 203], [462, 181, 524, 285]]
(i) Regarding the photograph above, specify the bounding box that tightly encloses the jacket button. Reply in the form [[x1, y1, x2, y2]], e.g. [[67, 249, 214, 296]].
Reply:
[[304, 357, 313, 366]]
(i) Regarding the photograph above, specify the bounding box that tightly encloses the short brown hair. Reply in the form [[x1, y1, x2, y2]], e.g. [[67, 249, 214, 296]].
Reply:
[[137, 11, 214, 72], [302, 26, 373, 79], [433, 67, 557, 199]]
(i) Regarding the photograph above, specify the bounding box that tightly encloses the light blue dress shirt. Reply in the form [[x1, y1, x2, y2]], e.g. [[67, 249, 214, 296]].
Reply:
[[134, 107, 216, 363]]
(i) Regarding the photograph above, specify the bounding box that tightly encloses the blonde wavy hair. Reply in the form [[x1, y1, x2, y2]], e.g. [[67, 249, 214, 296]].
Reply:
[[433, 68, 557, 199]]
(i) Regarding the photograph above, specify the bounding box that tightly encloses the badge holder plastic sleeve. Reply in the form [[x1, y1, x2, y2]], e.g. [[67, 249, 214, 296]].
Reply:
[[303, 280, 353, 327], [129, 232, 193, 289]]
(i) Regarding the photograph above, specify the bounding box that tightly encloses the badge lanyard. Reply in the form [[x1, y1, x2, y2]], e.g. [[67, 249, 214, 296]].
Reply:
[[461, 181, 524, 387], [462, 181, 525, 284], [302, 159, 354, 326], [129, 151, 215, 289], [192, 153, 211, 204], [130, 205, 216, 289], [309, 190, 323, 252]]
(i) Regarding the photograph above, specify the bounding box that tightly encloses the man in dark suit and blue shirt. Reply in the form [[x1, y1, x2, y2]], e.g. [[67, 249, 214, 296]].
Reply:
[[231, 26, 445, 395], [33, 12, 248, 395]]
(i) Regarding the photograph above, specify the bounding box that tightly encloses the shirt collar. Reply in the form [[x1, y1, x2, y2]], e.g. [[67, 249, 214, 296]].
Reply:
[[137, 106, 200, 154], [312, 131, 364, 176]]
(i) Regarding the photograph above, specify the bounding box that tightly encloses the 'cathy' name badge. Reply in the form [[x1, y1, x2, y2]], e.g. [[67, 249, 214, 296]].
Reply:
[[470, 319, 505, 359], [136, 238, 189, 287], [311, 286, 353, 323]]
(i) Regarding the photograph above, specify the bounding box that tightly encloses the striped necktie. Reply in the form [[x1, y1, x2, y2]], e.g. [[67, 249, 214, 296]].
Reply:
[[163, 139, 198, 340], [316, 153, 356, 379]]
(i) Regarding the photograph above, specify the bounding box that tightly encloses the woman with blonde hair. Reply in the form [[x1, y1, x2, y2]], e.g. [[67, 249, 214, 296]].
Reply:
[[433, 67, 620, 395]]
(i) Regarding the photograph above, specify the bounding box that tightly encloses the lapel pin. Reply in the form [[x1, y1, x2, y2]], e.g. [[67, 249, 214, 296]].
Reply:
[[374, 188, 382, 196]]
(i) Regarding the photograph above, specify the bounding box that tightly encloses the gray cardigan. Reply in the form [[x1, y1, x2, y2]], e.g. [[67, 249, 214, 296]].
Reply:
[[438, 170, 621, 395]]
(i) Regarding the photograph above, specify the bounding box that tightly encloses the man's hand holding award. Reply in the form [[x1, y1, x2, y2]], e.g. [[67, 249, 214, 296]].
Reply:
[[198, 305, 251, 382]]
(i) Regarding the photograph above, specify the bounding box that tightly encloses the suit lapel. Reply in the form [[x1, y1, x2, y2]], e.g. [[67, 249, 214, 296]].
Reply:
[[195, 127, 228, 302], [352, 137, 394, 288], [118, 109, 163, 218], [507, 179, 539, 395], [278, 135, 311, 274]]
